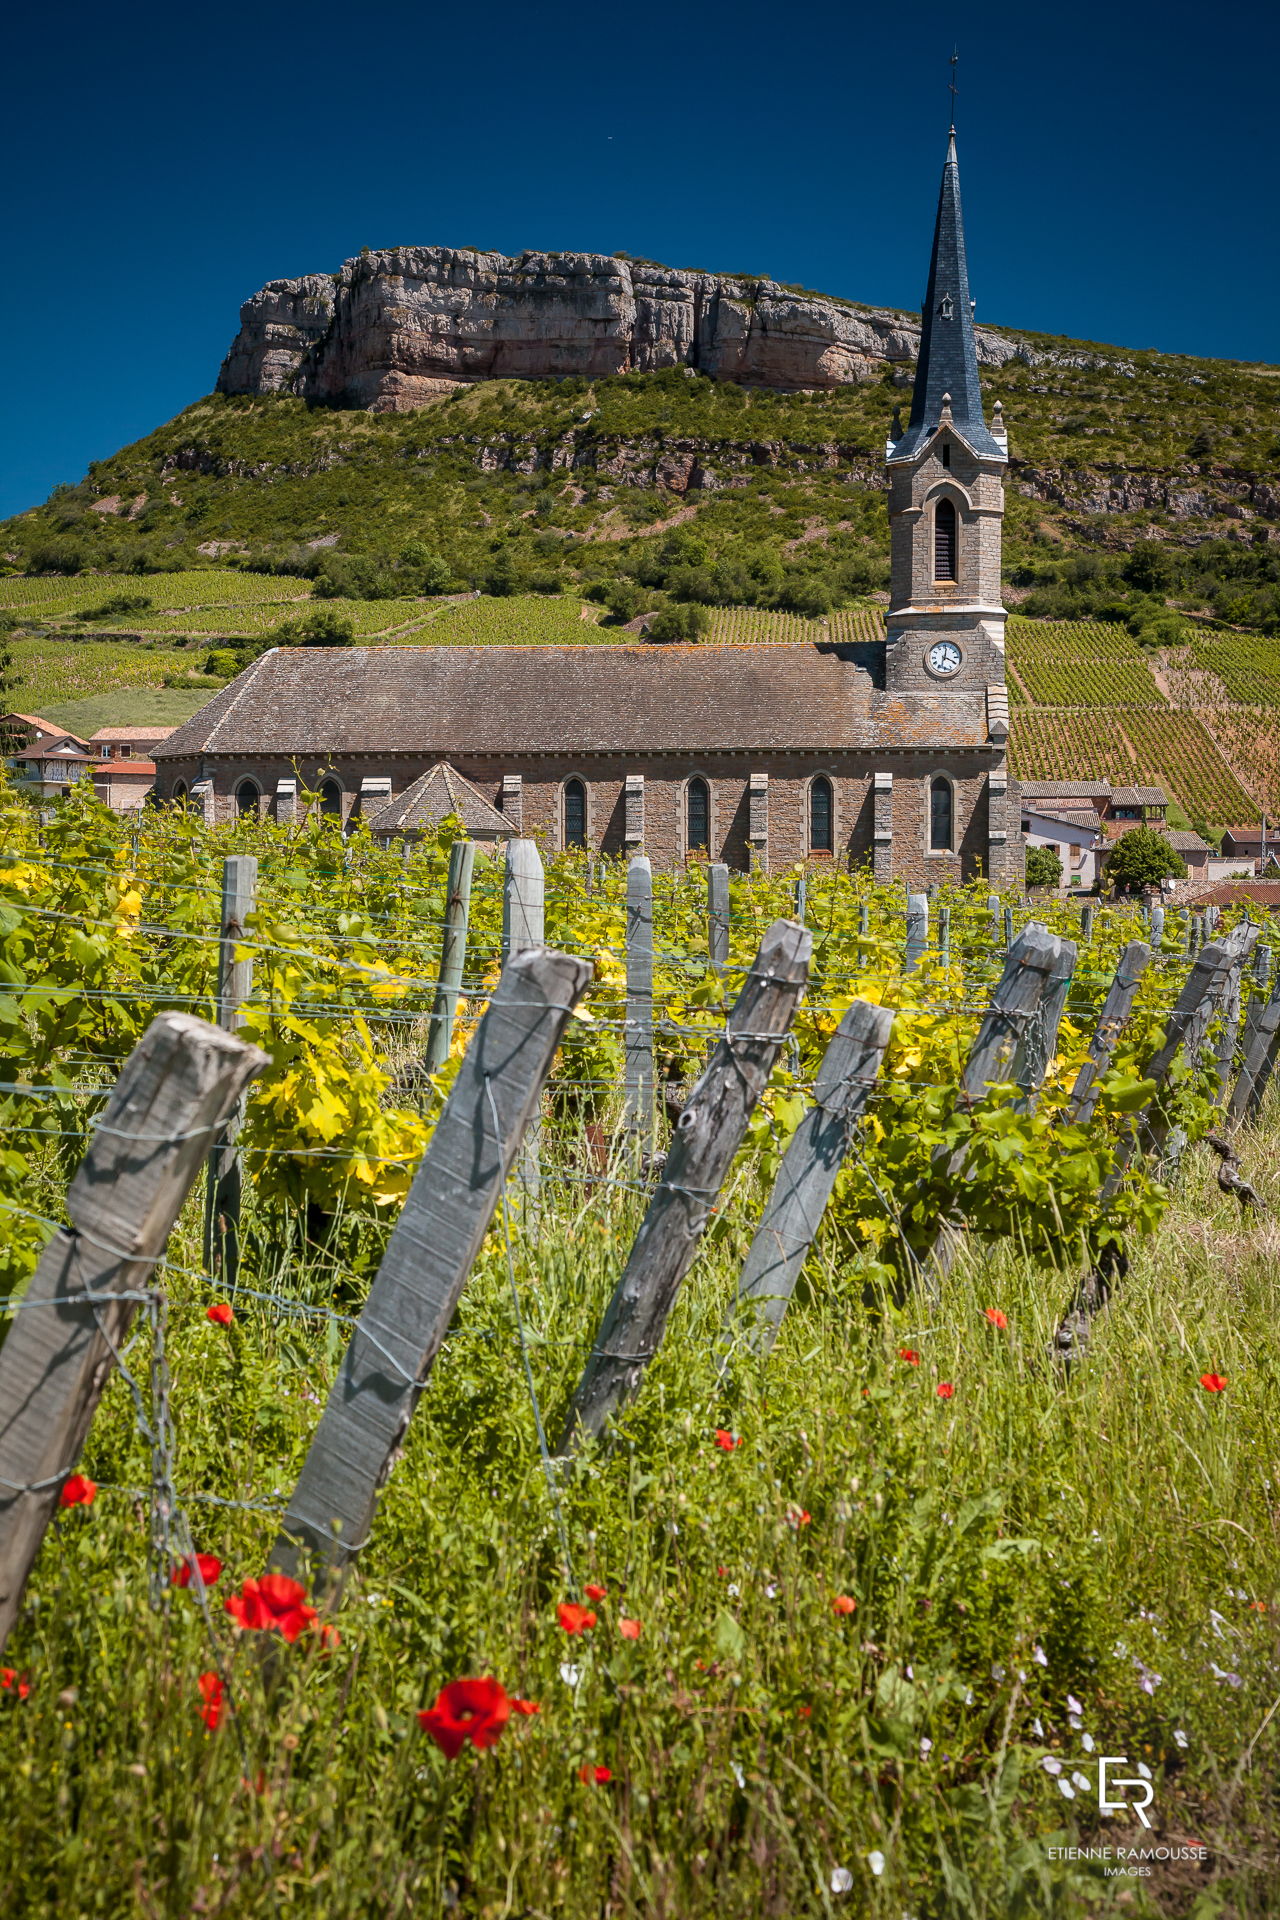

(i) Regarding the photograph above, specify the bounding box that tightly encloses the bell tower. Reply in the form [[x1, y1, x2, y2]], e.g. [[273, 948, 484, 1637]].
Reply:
[[884, 129, 1008, 696]]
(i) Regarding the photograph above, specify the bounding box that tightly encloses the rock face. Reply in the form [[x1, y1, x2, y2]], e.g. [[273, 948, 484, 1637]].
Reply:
[[217, 247, 1118, 411]]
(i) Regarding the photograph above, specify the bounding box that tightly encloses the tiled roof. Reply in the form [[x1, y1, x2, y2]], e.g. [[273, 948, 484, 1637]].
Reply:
[[1019, 781, 1111, 800], [1110, 785, 1167, 807], [1022, 808, 1101, 837], [89, 726, 176, 744], [371, 762, 509, 836], [1164, 829, 1210, 852], [92, 760, 157, 775], [154, 644, 992, 758]]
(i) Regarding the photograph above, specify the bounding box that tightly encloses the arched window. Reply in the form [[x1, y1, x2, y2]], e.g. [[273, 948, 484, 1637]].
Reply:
[[319, 779, 343, 817], [171, 781, 188, 805], [235, 779, 259, 818], [809, 775, 833, 854], [930, 777, 954, 852], [687, 777, 710, 854], [563, 777, 587, 849], [934, 497, 957, 582]]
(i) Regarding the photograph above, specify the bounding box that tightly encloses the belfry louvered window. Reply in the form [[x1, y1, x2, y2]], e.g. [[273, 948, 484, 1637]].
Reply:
[[563, 778, 587, 849], [934, 497, 958, 581], [809, 776, 833, 854], [687, 777, 710, 853]]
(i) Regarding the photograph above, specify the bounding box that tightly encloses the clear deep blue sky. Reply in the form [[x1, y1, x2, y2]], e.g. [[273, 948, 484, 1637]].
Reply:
[[3, 0, 1275, 519]]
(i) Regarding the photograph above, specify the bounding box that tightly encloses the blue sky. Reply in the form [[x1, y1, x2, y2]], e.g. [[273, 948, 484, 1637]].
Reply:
[[2, 0, 1275, 520]]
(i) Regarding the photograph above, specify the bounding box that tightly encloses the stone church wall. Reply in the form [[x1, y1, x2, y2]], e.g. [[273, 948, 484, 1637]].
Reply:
[[154, 752, 1020, 885]]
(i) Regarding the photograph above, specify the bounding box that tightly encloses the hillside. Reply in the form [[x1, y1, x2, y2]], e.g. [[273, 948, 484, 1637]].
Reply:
[[1, 253, 1277, 820]]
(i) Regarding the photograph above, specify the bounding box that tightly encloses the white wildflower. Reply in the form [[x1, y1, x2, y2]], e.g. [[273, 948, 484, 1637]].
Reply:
[[559, 1663, 581, 1688], [1173, 1729, 1189, 1749], [1040, 1757, 1063, 1775], [867, 1850, 886, 1877], [829, 1867, 854, 1895]]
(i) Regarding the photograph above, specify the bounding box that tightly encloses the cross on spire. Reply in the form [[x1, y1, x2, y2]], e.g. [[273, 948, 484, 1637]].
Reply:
[[948, 47, 958, 129]]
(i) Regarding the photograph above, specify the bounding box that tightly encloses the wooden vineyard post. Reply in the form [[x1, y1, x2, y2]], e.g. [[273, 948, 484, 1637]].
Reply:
[[624, 855, 655, 1141], [1065, 940, 1151, 1125], [1055, 928, 1259, 1363], [1228, 947, 1280, 1125], [502, 838, 545, 959], [794, 874, 807, 925], [0, 1013, 266, 1652], [271, 947, 593, 1586], [502, 838, 546, 1198], [1003, 905, 1015, 951], [203, 855, 258, 1291], [924, 923, 1074, 1289], [1011, 931, 1078, 1106], [904, 894, 928, 971], [561, 919, 811, 1450], [988, 895, 1001, 946], [424, 838, 476, 1075], [721, 999, 893, 1359], [707, 864, 730, 971], [1149, 904, 1165, 949], [937, 906, 951, 966], [1080, 903, 1095, 944]]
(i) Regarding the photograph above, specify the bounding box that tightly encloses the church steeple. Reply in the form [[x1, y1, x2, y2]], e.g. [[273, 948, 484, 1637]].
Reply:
[[890, 129, 1003, 463]]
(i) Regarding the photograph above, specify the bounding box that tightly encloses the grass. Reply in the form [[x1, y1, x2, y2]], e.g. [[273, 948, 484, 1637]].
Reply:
[[39, 686, 218, 734], [3, 1114, 1279, 1916]]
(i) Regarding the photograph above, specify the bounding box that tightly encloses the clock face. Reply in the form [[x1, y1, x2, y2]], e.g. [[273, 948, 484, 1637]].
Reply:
[[927, 640, 963, 677]]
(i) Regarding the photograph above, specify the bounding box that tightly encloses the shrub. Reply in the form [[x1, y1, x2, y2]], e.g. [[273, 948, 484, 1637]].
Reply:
[[1025, 844, 1063, 889], [646, 602, 707, 643], [82, 592, 154, 621], [270, 607, 357, 648], [1105, 825, 1186, 894], [27, 539, 88, 575]]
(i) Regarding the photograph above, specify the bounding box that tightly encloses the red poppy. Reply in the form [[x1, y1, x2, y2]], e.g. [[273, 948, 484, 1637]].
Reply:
[[583, 1583, 608, 1602], [59, 1474, 96, 1508], [197, 1671, 224, 1730], [984, 1308, 1008, 1330], [224, 1573, 317, 1644], [898, 1349, 920, 1365], [786, 1505, 811, 1528], [172, 1553, 223, 1590], [796, 1704, 812, 1719], [511, 1697, 542, 1715], [832, 1595, 857, 1615], [1, 1667, 31, 1699], [317, 1624, 342, 1652], [418, 1678, 511, 1759], [1200, 1373, 1228, 1393], [936, 1382, 955, 1400], [557, 1602, 597, 1635], [618, 1617, 642, 1640], [578, 1763, 612, 1783], [713, 1430, 742, 1451], [716, 1566, 729, 1578], [206, 1303, 234, 1327]]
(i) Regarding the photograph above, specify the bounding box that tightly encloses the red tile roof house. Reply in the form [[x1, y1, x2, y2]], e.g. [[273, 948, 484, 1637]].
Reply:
[[87, 727, 176, 812], [1, 712, 94, 797]]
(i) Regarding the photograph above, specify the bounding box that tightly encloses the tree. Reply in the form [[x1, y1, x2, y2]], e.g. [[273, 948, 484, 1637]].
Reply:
[[1105, 825, 1186, 895], [1025, 844, 1063, 889], [645, 602, 708, 644], [272, 608, 356, 648]]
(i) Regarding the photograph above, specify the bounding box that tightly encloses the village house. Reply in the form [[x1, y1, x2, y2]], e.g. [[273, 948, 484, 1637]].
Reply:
[[153, 131, 1020, 884], [86, 725, 175, 813], [1, 713, 93, 799]]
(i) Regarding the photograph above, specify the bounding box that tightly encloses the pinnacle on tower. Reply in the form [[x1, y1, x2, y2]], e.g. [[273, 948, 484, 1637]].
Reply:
[[889, 130, 1003, 462]]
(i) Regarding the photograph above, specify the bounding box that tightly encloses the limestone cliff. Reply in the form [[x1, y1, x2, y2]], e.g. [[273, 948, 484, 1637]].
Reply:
[[218, 247, 1118, 411]]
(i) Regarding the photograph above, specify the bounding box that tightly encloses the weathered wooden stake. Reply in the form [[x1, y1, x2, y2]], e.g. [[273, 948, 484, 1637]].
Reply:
[[1228, 947, 1277, 1124], [924, 923, 1073, 1288], [904, 894, 928, 971], [503, 839, 546, 1197], [0, 1014, 266, 1652], [1230, 973, 1280, 1125], [1080, 902, 1095, 944], [722, 999, 893, 1357], [937, 905, 951, 965], [624, 856, 654, 1139], [1149, 904, 1165, 949], [502, 838, 545, 959], [424, 839, 476, 1075], [989, 894, 1001, 944], [272, 946, 593, 1584], [1065, 940, 1151, 1125], [203, 855, 258, 1291], [561, 920, 812, 1449], [1003, 904, 1015, 951], [794, 874, 807, 925], [707, 864, 730, 971]]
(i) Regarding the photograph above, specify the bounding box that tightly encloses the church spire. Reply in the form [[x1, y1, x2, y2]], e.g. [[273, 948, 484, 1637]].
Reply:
[[890, 128, 1003, 462]]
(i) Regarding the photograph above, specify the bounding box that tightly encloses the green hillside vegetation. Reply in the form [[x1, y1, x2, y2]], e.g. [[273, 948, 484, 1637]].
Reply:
[[3, 346, 1277, 634]]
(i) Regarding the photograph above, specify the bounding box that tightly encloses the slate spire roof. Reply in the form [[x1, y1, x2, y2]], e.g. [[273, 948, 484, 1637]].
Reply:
[[890, 129, 1004, 463]]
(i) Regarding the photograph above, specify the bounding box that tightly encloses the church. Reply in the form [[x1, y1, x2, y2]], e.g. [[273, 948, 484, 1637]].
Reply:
[[153, 130, 1019, 886]]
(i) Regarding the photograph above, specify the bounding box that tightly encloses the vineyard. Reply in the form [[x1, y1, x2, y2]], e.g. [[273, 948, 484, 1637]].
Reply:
[[1184, 631, 1280, 708], [1004, 620, 1167, 709], [1, 779, 1279, 1916]]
